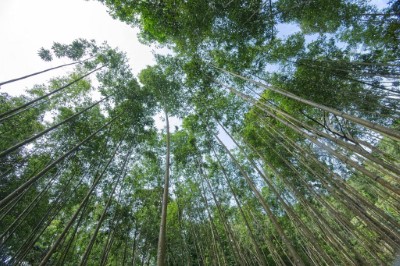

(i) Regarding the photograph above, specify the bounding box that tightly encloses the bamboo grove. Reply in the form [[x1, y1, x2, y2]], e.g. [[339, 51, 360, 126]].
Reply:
[[1, 0, 399, 265]]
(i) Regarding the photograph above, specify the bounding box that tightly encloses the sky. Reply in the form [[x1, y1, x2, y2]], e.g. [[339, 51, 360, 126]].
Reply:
[[0, 0, 179, 129], [0, 0, 156, 96]]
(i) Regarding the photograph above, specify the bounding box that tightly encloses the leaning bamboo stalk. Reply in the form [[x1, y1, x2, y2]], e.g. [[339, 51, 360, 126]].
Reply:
[[100, 228, 116, 266], [237, 88, 400, 197], [247, 208, 287, 266], [0, 96, 110, 158], [0, 57, 94, 87], [199, 169, 250, 266], [192, 182, 239, 265], [39, 137, 124, 265], [255, 114, 400, 233], [193, 185, 230, 266], [250, 120, 389, 263], [252, 114, 400, 252], [0, 115, 118, 208], [0, 156, 53, 215], [79, 149, 131, 265], [212, 67, 400, 141], [257, 97, 400, 178], [220, 80, 400, 182], [13, 171, 81, 265], [198, 178, 246, 266], [0, 172, 58, 244], [56, 199, 91, 266], [221, 83, 400, 225], [218, 121, 336, 265], [246, 135, 367, 265], [0, 65, 105, 122], [13, 202, 62, 264], [215, 134, 306, 266], [212, 152, 274, 266], [253, 108, 400, 247]]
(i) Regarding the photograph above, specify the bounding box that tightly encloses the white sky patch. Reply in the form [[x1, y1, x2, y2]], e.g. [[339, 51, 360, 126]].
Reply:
[[370, 0, 389, 9], [276, 23, 301, 39], [0, 0, 157, 96], [153, 114, 182, 132], [217, 124, 236, 150]]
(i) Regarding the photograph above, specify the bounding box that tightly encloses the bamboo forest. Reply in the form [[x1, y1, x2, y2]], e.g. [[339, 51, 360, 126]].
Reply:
[[1, 0, 400, 265]]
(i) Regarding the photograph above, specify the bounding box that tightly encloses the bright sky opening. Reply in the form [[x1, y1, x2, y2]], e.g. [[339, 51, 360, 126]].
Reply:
[[0, 0, 156, 96]]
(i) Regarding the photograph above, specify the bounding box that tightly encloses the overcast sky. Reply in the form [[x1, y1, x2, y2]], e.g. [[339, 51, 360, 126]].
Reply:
[[0, 0, 157, 96]]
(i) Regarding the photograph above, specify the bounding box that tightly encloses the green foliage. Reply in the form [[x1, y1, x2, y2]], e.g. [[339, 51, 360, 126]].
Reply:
[[276, 0, 368, 33], [37, 48, 53, 62], [3, 0, 400, 264]]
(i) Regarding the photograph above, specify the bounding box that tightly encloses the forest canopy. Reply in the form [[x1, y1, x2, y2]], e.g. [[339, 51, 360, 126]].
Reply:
[[1, 0, 399, 265]]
